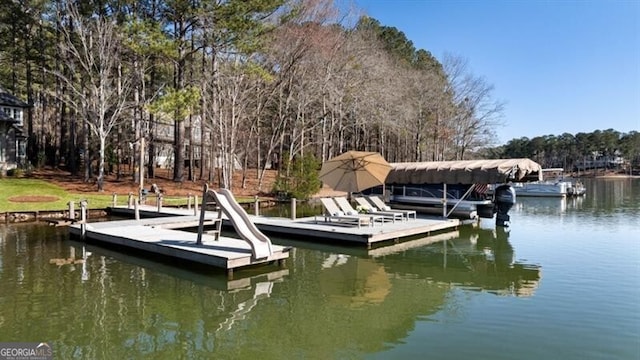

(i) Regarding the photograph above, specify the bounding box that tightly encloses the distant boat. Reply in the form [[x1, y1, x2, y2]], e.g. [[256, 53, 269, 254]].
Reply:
[[499, 168, 586, 198]]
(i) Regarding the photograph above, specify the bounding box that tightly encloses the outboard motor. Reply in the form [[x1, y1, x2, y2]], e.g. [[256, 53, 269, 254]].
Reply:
[[494, 184, 516, 227]]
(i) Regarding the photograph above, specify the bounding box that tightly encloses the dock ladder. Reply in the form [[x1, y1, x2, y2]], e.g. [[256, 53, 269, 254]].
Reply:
[[197, 184, 223, 244]]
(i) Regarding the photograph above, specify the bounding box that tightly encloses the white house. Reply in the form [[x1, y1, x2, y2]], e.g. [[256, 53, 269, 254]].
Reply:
[[0, 86, 28, 174]]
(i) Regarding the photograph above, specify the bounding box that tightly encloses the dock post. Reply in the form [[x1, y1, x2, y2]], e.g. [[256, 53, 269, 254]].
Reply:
[[194, 195, 199, 215], [128, 192, 133, 209], [80, 200, 87, 223], [291, 198, 297, 220], [134, 200, 140, 220], [442, 183, 447, 219], [68, 201, 75, 220], [157, 193, 163, 212], [112, 193, 117, 207], [80, 200, 87, 238], [254, 196, 259, 216], [187, 194, 192, 210], [196, 184, 208, 245]]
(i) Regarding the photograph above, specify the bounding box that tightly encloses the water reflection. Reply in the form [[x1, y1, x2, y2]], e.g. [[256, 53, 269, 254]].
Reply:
[[0, 225, 290, 359], [0, 221, 542, 358], [582, 178, 639, 215], [513, 196, 585, 215], [375, 226, 541, 297]]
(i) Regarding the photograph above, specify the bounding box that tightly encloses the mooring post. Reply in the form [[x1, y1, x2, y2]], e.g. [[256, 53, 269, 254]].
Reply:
[[80, 200, 87, 238], [291, 198, 297, 220], [254, 195, 259, 216], [194, 195, 199, 215], [134, 200, 140, 220], [187, 194, 192, 210], [157, 193, 163, 212], [128, 192, 133, 209], [112, 193, 117, 207], [196, 184, 208, 245], [68, 201, 75, 220], [80, 200, 87, 223], [442, 183, 447, 219]]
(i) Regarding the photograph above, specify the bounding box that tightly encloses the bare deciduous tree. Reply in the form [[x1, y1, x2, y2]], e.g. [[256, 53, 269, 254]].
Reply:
[[444, 53, 504, 159], [49, 3, 131, 191]]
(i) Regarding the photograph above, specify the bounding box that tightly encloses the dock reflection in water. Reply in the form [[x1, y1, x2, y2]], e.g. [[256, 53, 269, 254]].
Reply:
[[0, 221, 542, 358]]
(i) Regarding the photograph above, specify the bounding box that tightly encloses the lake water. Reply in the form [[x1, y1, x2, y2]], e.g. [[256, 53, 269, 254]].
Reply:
[[0, 178, 638, 359]]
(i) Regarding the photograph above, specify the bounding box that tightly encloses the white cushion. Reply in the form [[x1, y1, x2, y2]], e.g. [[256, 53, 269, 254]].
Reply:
[[383, 205, 391, 211]]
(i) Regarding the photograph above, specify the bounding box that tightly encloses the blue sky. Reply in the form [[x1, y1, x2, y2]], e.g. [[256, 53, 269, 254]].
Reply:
[[352, 0, 640, 145]]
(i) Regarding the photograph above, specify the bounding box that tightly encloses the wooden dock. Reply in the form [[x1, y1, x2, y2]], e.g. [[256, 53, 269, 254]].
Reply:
[[109, 205, 460, 246], [68, 217, 290, 276], [68, 239, 289, 291]]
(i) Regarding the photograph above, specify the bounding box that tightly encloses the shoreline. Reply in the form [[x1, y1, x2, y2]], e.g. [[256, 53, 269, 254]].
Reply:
[[576, 174, 640, 179]]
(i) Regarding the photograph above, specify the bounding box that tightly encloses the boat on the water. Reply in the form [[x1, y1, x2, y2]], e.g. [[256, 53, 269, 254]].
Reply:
[[508, 168, 586, 198], [383, 183, 495, 220], [364, 158, 542, 226]]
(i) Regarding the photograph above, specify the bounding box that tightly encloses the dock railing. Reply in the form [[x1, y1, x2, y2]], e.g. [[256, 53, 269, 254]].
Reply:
[[115, 192, 199, 214]]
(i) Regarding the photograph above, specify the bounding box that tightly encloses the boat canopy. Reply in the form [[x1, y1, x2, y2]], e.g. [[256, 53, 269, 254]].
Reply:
[[386, 158, 543, 185]]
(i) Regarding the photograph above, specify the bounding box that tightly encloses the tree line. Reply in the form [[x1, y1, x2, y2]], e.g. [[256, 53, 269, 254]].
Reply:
[[0, 0, 505, 191], [484, 129, 640, 171]]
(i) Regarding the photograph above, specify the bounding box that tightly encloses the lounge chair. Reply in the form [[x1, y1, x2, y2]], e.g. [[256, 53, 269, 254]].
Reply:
[[367, 196, 417, 220], [353, 197, 404, 223], [316, 198, 380, 227], [332, 197, 389, 224]]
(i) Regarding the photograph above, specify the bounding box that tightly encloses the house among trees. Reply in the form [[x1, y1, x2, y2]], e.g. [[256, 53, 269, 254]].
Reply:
[[575, 152, 625, 171], [0, 87, 29, 174]]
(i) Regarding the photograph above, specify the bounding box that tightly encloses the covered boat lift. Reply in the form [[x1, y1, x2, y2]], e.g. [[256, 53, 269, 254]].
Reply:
[[383, 158, 543, 222]]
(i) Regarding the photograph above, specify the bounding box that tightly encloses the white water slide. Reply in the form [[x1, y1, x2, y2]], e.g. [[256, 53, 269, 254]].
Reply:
[[208, 188, 273, 260]]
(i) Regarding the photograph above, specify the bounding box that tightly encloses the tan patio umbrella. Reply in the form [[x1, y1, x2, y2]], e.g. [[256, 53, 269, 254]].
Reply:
[[319, 151, 391, 193]]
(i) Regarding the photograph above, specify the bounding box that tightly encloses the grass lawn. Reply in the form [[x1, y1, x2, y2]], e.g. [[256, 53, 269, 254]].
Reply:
[[0, 178, 117, 212], [0, 178, 253, 212]]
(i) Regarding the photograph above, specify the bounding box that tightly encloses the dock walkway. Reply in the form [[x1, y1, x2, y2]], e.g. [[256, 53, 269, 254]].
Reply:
[[108, 205, 460, 246]]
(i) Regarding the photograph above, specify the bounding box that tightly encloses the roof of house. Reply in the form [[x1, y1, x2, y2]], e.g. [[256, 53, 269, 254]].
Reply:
[[0, 86, 29, 108]]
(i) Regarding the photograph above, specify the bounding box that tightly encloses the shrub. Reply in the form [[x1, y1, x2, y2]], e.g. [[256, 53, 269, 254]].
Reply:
[[272, 153, 321, 200], [7, 168, 24, 178]]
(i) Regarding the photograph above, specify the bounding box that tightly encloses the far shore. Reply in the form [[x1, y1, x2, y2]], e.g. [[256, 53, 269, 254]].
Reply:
[[570, 170, 640, 179], [593, 174, 640, 179]]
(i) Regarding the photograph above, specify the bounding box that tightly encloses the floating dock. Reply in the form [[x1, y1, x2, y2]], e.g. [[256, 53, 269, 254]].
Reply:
[[108, 205, 460, 246], [68, 239, 289, 291], [68, 218, 290, 277], [69, 188, 461, 277]]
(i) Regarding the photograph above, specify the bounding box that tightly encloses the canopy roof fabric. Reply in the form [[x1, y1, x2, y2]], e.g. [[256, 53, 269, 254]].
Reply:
[[386, 158, 542, 185]]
